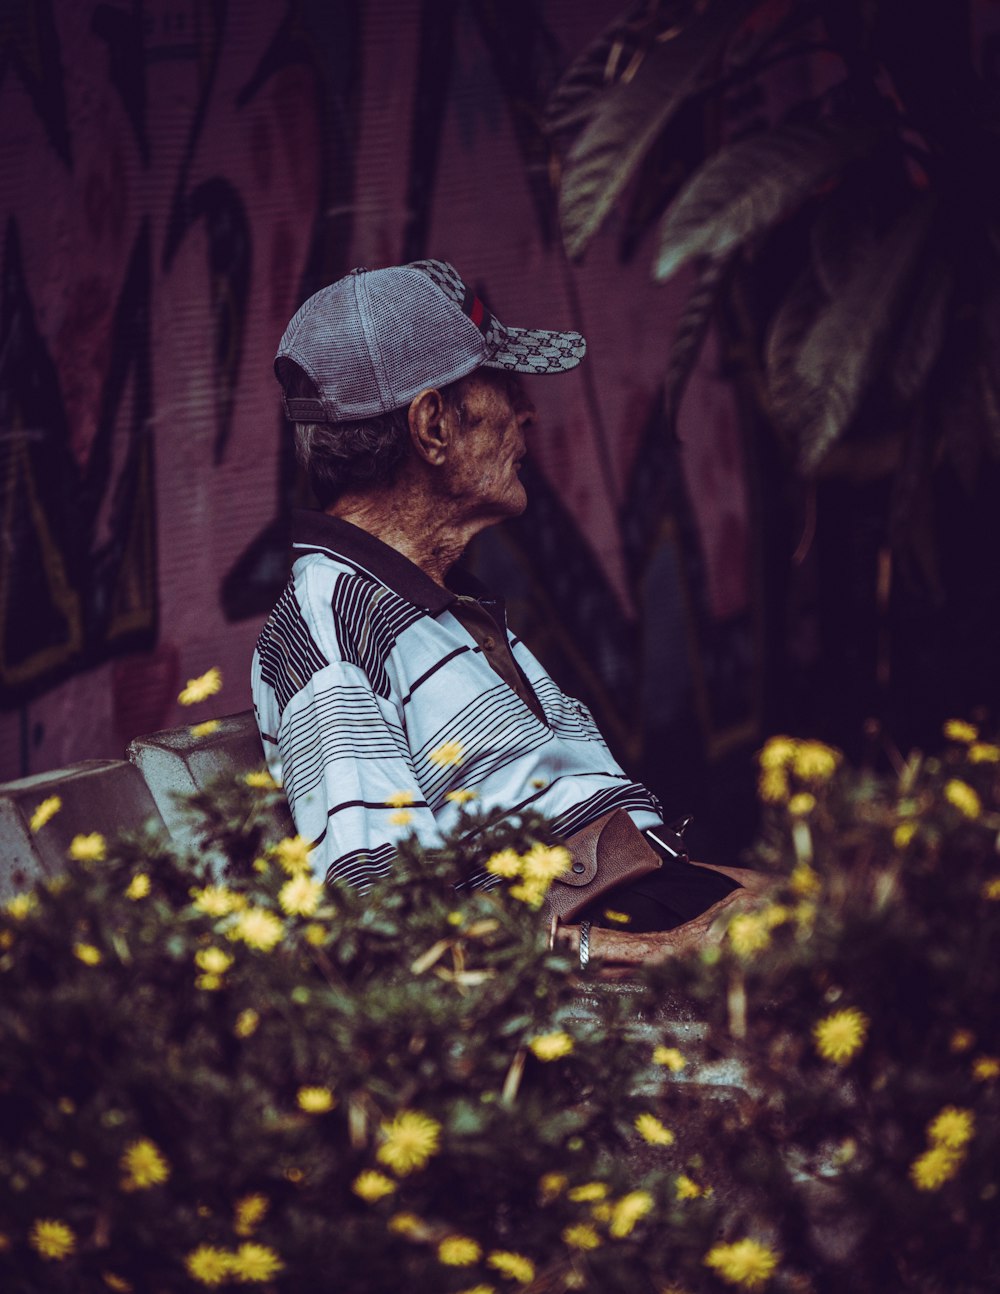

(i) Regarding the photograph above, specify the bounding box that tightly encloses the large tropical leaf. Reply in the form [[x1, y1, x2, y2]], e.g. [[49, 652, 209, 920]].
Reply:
[[789, 197, 936, 471], [546, 0, 685, 136], [764, 261, 828, 441], [557, 0, 758, 260], [888, 257, 952, 406], [663, 254, 735, 430], [653, 120, 878, 280]]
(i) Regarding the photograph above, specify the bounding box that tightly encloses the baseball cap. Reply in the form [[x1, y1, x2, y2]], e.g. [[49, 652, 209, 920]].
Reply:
[[275, 259, 586, 423]]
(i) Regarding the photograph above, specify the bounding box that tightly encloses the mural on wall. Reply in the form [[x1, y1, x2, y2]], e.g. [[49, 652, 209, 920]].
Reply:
[[1, 0, 760, 838], [1, 0, 361, 713]]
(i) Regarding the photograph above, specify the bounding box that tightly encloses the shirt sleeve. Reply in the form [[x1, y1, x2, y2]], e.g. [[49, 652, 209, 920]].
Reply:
[[265, 658, 445, 890]]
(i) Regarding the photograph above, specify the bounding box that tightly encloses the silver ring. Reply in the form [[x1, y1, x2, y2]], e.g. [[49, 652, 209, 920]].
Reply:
[[578, 920, 591, 970]]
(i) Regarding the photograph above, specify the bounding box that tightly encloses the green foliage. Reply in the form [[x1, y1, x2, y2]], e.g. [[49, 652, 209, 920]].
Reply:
[[2, 735, 998, 1291], [0, 783, 717, 1293], [638, 727, 1000, 1292], [551, 0, 1000, 526]]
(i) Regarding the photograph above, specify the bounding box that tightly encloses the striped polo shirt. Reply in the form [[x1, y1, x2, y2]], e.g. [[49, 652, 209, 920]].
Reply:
[[251, 511, 663, 890]]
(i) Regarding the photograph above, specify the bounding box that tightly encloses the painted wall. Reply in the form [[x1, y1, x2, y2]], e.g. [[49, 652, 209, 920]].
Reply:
[[0, 1, 759, 840]]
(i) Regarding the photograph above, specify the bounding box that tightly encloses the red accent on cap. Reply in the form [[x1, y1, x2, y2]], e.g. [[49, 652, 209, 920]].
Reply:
[[469, 296, 485, 328]]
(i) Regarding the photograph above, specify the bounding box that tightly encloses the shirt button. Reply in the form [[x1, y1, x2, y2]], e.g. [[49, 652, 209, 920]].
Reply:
[[572, 862, 585, 874], [482, 637, 496, 651]]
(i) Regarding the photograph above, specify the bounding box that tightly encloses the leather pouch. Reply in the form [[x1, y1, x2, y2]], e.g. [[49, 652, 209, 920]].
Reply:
[[544, 808, 662, 923]]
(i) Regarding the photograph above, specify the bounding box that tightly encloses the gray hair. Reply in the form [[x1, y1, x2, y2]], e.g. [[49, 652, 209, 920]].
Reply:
[[293, 409, 411, 507], [284, 364, 471, 507]]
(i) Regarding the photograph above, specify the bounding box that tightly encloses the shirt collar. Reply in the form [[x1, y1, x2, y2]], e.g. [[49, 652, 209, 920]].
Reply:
[[290, 510, 496, 614]]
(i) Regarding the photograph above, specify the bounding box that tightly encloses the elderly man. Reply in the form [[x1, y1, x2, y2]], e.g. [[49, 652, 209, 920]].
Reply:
[[252, 260, 758, 963]]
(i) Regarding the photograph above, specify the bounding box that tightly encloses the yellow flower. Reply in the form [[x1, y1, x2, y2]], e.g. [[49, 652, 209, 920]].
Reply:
[[102, 1273, 133, 1292], [590, 1202, 613, 1222], [229, 907, 284, 952], [790, 863, 821, 896], [195, 947, 233, 975], [758, 737, 798, 769], [950, 1028, 975, 1053], [893, 822, 917, 850], [438, 1236, 482, 1265], [376, 1110, 442, 1175], [982, 878, 1000, 900], [757, 767, 789, 804], [928, 1106, 974, 1150], [487, 1251, 535, 1283], [520, 843, 572, 883], [528, 1032, 574, 1062], [196, 973, 222, 991], [68, 832, 106, 862], [178, 666, 222, 706], [387, 1212, 425, 1237], [973, 1055, 1000, 1081], [429, 740, 465, 766], [279, 874, 323, 917], [562, 1223, 601, 1250], [445, 788, 478, 804], [538, 1172, 567, 1202], [229, 1242, 283, 1283], [910, 1145, 961, 1191], [6, 892, 37, 919], [125, 873, 150, 900], [969, 742, 1000, 763], [567, 1182, 608, 1202], [634, 1113, 675, 1145], [792, 741, 839, 782], [74, 942, 102, 966], [727, 913, 771, 957], [485, 849, 522, 878], [675, 1175, 704, 1200], [234, 1194, 269, 1236], [456, 1287, 496, 1294], [944, 779, 981, 819], [189, 720, 221, 737], [603, 908, 631, 924], [352, 1171, 397, 1202], [787, 792, 815, 816], [29, 795, 62, 832], [234, 1009, 260, 1038], [297, 1086, 335, 1113], [120, 1138, 170, 1189], [185, 1245, 231, 1286], [509, 881, 547, 909], [244, 769, 275, 788], [609, 1190, 654, 1238], [191, 885, 244, 916], [385, 789, 416, 807], [29, 1218, 76, 1261], [704, 1238, 780, 1289], [653, 1046, 686, 1072], [944, 718, 978, 743], [813, 1008, 869, 1066], [389, 809, 413, 826], [273, 836, 312, 875], [304, 922, 327, 946]]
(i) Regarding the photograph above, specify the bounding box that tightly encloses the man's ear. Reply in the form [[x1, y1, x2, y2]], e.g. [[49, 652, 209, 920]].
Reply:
[[408, 387, 450, 466]]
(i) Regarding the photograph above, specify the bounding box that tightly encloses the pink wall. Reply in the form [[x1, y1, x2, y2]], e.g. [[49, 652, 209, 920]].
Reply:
[[0, 0, 753, 784]]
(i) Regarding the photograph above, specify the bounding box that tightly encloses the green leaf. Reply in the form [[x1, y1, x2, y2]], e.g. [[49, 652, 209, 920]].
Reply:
[[773, 197, 936, 471], [557, 0, 758, 259], [889, 258, 953, 406], [663, 253, 735, 430], [654, 121, 879, 280]]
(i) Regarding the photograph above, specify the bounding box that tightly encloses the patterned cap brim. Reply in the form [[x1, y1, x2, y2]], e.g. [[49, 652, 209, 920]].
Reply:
[[483, 322, 586, 374]]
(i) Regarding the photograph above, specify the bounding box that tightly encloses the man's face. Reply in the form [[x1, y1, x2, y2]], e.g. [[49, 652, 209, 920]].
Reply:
[[444, 370, 534, 523]]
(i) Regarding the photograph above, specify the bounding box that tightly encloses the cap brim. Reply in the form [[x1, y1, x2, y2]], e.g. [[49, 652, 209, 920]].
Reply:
[[484, 323, 586, 374]]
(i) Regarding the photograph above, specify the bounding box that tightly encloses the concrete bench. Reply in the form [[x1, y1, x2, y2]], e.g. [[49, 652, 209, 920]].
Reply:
[[0, 710, 291, 895]]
